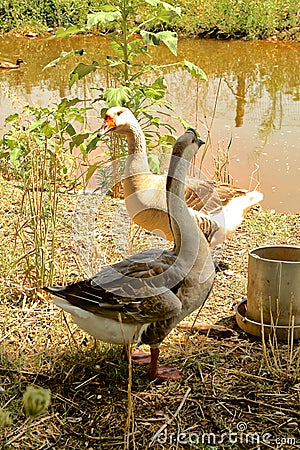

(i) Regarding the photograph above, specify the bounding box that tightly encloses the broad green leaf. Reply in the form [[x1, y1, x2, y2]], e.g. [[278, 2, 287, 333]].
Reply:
[[103, 87, 132, 107], [142, 76, 167, 100], [51, 26, 82, 39], [29, 119, 45, 132], [180, 60, 208, 81], [140, 30, 160, 46], [156, 31, 177, 55], [157, 2, 181, 22], [161, 1, 181, 16], [87, 11, 121, 29], [71, 133, 90, 147], [140, 31, 177, 56], [85, 164, 99, 183], [57, 97, 82, 113], [43, 49, 84, 71], [145, 0, 159, 6], [100, 4, 119, 12], [69, 61, 99, 87], [10, 147, 22, 169], [42, 123, 56, 139], [5, 136, 17, 150], [86, 135, 100, 153], [5, 113, 18, 123], [65, 123, 76, 136], [148, 153, 161, 174]]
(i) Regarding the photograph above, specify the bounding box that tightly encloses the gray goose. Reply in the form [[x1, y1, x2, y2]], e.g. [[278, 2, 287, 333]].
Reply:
[[98, 106, 263, 247], [44, 129, 215, 380]]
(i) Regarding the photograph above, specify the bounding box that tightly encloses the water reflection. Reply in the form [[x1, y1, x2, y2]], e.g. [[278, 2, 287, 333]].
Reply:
[[0, 35, 299, 212]]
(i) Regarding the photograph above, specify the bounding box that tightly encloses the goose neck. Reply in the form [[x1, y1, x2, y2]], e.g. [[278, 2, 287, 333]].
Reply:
[[126, 121, 147, 156], [124, 122, 150, 177], [166, 156, 202, 260]]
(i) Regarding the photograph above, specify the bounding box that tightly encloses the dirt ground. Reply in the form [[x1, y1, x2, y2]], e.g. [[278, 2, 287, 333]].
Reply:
[[0, 180, 299, 449]]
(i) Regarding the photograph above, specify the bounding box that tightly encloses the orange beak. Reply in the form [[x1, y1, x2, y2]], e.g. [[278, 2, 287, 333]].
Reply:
[[97, 115, 116, 137]]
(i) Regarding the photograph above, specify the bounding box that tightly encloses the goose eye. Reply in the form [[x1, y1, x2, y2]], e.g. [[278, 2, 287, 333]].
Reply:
[[192, 138, 195, 143], [117, 111, 122, 116]]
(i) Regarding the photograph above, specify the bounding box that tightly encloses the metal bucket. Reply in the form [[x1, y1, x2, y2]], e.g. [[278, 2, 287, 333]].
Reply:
[[236, 245, 300, 340]]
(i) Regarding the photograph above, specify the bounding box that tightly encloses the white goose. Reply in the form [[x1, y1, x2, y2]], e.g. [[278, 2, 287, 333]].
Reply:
[[44, 129, 215, 380], [98, 106, 263, 247]]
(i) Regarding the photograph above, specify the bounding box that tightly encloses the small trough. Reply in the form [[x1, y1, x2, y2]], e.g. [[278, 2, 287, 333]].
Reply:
[[236, 245, 300, 341]]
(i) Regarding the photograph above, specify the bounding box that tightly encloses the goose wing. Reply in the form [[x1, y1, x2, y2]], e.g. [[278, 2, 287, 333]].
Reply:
[[185, 180, 248, 214], [45, 248, 183, 324]]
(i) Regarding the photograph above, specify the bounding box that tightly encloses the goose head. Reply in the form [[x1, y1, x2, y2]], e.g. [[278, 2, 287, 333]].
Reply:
[[98, 106, 136, 137], [170, 128, 205, 164]]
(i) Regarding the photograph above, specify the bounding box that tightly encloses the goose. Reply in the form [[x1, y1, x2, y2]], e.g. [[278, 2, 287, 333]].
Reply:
[[44, 129, 215, 380], [0, 58, 26, 69], [98, 106, 263, 247]]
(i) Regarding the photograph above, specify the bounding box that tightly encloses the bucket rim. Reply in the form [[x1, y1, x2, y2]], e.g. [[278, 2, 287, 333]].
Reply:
[[236, 298, 300, 341], [249, 245, 300, 264]]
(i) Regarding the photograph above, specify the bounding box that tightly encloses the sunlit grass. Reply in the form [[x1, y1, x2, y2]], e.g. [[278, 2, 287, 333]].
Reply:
[[1, 174, 299, 447], [0, 0, 299, 40]]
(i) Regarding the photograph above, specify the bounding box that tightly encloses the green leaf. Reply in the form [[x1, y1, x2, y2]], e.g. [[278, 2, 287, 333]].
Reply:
[[51, 26, 83, 39], [5, 113, 18, 123], [148, 153, 161, 174], [86, 135, 100, 153], [140, 30, 160, 46], [100, 4, 119, 12], [29, 119, 45, 132], [10, 147, 22, 169], [157, 2, 181, 22], [43, 50, 85, 71], [65, 123, 76, 137], [176, 116, 193, 130], [140, 31, 177, 56], [69, 61, 99, 87], [157, 31, 178, 55], [180, 60, 208, 81], [141, 76, 167, 100], [85, 164, 99, 183], [5, 136, 17, 150], [145, 0, 159, 6], [42, 123, 56, 138], [161, 1, 181, 15], [57, 97, 82, 113], [87, 10, 121, 29], [71, 133, 90, 147], [103, 87, 132, 107]]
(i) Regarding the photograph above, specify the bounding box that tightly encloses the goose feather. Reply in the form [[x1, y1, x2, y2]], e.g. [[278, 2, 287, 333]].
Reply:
[[45, 129, 215, 379], [98, 106, 263, 246]]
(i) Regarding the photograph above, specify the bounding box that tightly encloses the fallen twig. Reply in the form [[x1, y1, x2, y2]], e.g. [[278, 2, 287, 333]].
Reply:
[[149, 387, 191, 446]]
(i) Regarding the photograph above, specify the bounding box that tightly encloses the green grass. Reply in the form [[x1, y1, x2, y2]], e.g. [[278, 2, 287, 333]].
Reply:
[[175, 0, 300, 40], [0, 0, 299, 40]]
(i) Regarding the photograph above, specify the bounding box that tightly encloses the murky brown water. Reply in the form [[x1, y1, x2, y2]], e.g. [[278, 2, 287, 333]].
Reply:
[[0, 35, 299, 213]]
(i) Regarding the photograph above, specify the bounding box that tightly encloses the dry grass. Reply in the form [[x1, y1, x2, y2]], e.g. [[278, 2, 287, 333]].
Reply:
[[0, 176, 299, 449]]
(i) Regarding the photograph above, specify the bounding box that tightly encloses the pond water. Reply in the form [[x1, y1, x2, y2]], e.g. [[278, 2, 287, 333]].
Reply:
[[0, 35, 299, 213]]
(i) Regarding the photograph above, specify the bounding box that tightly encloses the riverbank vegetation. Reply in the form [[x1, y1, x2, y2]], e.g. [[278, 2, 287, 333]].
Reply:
[[0, 0, 299, 40], [1, 1, 299, 448]]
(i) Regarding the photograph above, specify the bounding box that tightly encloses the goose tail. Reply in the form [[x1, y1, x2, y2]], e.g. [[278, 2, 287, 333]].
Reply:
[[242, 190, 263, 214]]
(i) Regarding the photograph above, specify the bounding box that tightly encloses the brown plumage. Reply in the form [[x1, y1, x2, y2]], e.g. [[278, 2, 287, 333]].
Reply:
[[44, 129, 215, 380], [98, 106, 263, 246]]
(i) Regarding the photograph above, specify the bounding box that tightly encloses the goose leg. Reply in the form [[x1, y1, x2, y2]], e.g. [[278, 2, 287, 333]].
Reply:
[[121, 345, 151, 365], [147, 347, 183, 381]]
